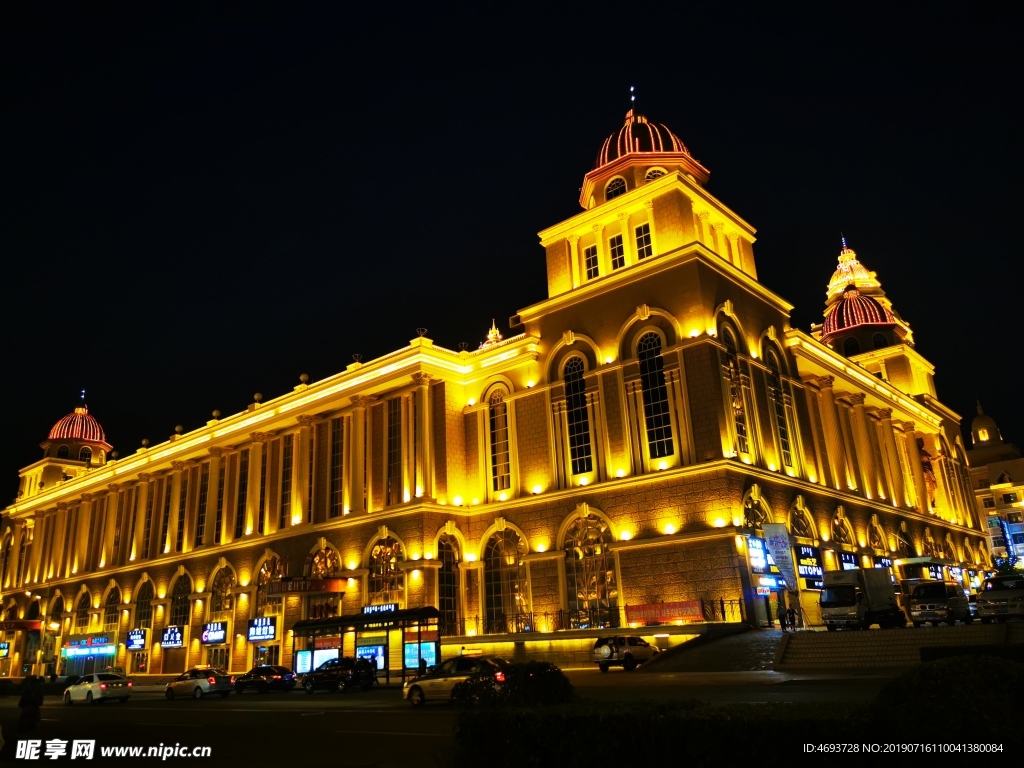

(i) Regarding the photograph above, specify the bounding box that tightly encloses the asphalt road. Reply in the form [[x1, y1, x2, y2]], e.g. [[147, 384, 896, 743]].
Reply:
[[0, 669, 893, 766]]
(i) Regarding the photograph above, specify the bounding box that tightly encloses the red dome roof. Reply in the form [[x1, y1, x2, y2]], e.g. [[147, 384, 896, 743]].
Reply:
[[595, 110, 692, 169], [47, 405, 107, 444], [821, 288, 895, 343]]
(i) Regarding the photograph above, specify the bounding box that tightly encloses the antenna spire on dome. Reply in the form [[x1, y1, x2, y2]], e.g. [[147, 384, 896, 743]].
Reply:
[[841, 233, 847, 249], [629, 85, 635, 109]]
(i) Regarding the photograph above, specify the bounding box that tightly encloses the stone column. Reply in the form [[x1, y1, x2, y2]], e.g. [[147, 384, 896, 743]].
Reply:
[[878, 409, 906, 507], [349, 398, 370, 514], [246, 434, 267, 535], [568, 234, 580, 288], [164, 462, 185, 554], [848, 394, 877, 498], [413, 373, 434, 499], [591, 222, 605, 275], [100, 484, 120, 568], [697, 210, 711, 247], [74, 493, 93, 575], [816, 377, 850, 490], [131, 474, 152, 561], [28, 512, 47, 583], [5, 521, 25, 588], [623, 377, 646, 473], [644, 200, 658, 256], [49, 503, 70, 580], [293, 416, 313, 523], [904, 423, 929, 513], [617, 212, 633, 265], [207, 448, 223, 545]]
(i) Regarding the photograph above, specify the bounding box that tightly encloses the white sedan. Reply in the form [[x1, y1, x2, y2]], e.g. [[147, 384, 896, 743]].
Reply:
[[64, 673, 133, 704]]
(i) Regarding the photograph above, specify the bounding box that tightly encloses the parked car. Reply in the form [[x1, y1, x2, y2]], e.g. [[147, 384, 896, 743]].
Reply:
[[232, 665, 297, 694], [166, 667, 233, 699], [908, 581, 972, 626], [977, 574, 1024, 623], [403, 655, 509, 706], [969, 594, 978, 620], [63, 673, 132, 704], [302, 657, 376, 694], [592, 635, 659, 672]]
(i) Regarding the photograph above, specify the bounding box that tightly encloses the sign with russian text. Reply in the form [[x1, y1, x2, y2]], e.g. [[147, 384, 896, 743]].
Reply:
[[840, 552, 859, 571], [126, 629, 147, 652], [266, 578, 346, 595], [361, 603, 398, 615], [927, 565, 944, 580], [797, 545, 824, 589], [762, 524, 798, 594], [160, 625, 184, 649], [201, 622, 227, 645], [624, 600, 703, 624], [875, 556, 893, 569], [247, 616, 276, 643]]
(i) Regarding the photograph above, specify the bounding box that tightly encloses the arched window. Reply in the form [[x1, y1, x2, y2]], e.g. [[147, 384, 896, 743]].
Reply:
[[368, 536, 405, 605], [79, 447, 92, 463], [57, 446, 70, 459], [872, 333, 888, 350], [843, 337, 860, 356], [637, 332, 674, 460], [135, 581, 154, 629], [1, 536, 11, 587], [26, 601, 40, 620], [489, 390, 511, 492], [103, 587, 121, 632], [765, 350, 793, 470], [564, 358, 593, 476], [257, 558, 285, 618], [721, 326, 749, 455], [564, 514, 618, 629], [644, 168, 665, 182], [74, 593, 91, 632], [210, 569, 235, 619], [49, 595, 64, 627], [437, 534, 461, 635], [169, 575, 193, 627], [605, 178, 626, 199], [307, 547, 340, 578], [483, 529, 528, 633]]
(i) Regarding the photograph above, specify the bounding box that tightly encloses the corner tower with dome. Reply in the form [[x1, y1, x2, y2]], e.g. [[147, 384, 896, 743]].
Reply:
[[0, 108, 988, 678], [18, 404, 113, 500]]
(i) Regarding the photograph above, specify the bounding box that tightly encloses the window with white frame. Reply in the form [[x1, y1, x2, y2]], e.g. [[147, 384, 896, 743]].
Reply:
[[564, 358, 593, 475], [489, 390, 511, 492], [637, 332, 674, 460], [605, 178, 626, 199], [483, 529, 528, 633], [437, 534, 460, 635], [609, 234, 625, 270], [584, 244, 599, 280], [635, 222, 653, 259]]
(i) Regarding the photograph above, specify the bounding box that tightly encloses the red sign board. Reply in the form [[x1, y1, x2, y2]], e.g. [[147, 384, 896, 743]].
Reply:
[[624, 600, 703, 624], [266, 578, 345, 595], [0, 620, 42, 632]]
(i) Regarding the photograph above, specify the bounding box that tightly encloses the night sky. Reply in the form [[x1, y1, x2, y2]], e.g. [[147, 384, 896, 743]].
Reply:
[[3, 4, 1020, 502]]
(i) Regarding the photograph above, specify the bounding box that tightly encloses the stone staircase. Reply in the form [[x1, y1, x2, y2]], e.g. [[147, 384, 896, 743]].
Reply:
[[775, 623, 1024, 670]]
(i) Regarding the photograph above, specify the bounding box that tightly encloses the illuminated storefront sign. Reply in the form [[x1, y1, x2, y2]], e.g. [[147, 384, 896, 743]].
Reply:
[[874, 556, 893, 569], [201, 622, 227, 645], [61, 634, 116, 658], [160, 626, 184, 649], [266, 578, 346, 595], [357, 645, 385, 670], [797, 546, 824, 590], [949, 567, 963, 581], [927, 565, 944, 580], [0, 642, 8, 658], [748, 537, 786, 587], [840, 552, 859, 571], [624, 600, 703, 624], [247, 617, 277, 643], [403, 641, 438, 669], [361, 603, 398, 615], [126, 629, 148, 652]]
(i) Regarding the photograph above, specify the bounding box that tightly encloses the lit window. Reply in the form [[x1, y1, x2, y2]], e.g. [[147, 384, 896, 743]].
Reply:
[[635, 223, 652, 259], [483, 530, 528, 633], [210, 569, 235, 620], [584, 245, 599, 280], [978, 428, 990, 442], [609, 234, 625, 270], [103, 587, 121, 632], [606, 178, 626, 199], [564, 514, 617, 629], [564, 358, 593, 475], [637, 332, 674, 460], [437, 534, 461, 636], [489, 390, 511, 492], [368, 537, 405, 604]]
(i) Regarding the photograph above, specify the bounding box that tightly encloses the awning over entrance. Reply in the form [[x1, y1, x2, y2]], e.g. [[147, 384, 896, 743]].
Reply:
[[292, 606, 440, 636]]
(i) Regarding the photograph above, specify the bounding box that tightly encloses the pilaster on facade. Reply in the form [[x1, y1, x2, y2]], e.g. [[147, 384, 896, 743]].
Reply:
[[49, 502, 70, 581], [245, 435, 267, 537], [412, 373, 434, 500], [877, 409, 906, 508], [816, 376, 852, 491], [72, 493, 93, 575]]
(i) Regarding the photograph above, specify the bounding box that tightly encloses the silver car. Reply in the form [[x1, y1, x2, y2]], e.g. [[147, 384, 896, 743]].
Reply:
[[64, 673, 132, 704], [165, 667, 233, 699], [403, 656, 509, 706]]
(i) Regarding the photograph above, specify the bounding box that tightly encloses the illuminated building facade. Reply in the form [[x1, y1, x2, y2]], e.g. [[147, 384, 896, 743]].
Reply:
[[0, 110, 988, 677], [967, 407, 1024, 569]]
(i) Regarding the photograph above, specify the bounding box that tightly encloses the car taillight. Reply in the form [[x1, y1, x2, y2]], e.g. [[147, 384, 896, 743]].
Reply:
[[271, 675, 282, 679], [230, 676, 236, 684], [207, 677, 216, 684], [99, 684, 107, 689], [494, 671, 505, 683], [127, 682, 133, 687]]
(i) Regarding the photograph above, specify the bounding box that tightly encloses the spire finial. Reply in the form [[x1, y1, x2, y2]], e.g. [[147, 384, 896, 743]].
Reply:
[[630, 85, 635, 110], [80, 389, 86, 404], [841, 232, 847, 249], [977, 400, 984, 415]]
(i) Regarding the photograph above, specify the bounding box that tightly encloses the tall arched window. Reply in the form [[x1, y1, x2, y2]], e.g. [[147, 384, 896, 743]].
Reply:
[[74, 594, 91, 632], [605, 178, 626, 199], [637, 332, 674, 459], [483, 529, 528, 633], [135, 581, 154, 629], [564, 514, 618, 629], [1, 536, 11, 588], [437, 534, 461, 635], [489, 390, 511, 492], [368, 537, 405, 604], [169, 575, 193, 627], [257, 558, 285, 618], [103, 587, 121, 632], [564, 358, 593, 476], [210, 569, 235, 620], [721, 326, 749, 455], [79, 447, 92, 463], [765, 350, 793, 470], [49, 595, 64, 628]]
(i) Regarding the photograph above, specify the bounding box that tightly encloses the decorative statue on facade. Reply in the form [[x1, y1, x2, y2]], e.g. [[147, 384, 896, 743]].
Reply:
[[917, 438, 938, 509]]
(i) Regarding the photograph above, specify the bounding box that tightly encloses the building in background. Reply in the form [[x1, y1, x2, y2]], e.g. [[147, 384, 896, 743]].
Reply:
[[0, 109, 988, 678], [967, 406, 1023, 571]]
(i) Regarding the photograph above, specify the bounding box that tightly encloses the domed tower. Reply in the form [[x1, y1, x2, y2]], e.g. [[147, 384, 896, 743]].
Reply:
[[819, 239, 913, 357], [971, 403, 1003, 447], [17, 403, 113, 500]]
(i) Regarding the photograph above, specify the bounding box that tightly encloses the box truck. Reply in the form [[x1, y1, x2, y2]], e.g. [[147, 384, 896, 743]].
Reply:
[[820, 568, 906, 630]]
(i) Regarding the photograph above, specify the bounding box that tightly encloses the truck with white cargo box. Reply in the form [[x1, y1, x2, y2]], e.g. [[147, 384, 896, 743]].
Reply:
[[820, 568, 906, 630]]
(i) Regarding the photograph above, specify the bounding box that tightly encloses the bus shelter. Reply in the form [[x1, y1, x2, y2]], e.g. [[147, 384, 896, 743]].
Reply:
[[291, 605, 440, 685]]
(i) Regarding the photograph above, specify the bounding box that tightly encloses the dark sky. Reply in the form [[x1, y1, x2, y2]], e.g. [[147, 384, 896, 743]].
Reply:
[[2, 4, 1020, 501]]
